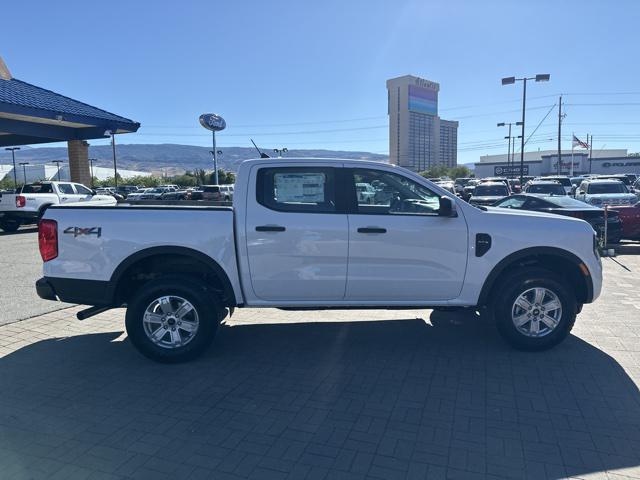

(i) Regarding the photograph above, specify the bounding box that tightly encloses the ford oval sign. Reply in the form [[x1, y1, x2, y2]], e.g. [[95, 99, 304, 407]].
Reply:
[[199, 113, 226, 132]]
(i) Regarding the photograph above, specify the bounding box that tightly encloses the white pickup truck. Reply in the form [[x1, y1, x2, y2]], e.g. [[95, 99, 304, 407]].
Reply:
[[0, 181, 116, 232], [36, 158, 602, 362]]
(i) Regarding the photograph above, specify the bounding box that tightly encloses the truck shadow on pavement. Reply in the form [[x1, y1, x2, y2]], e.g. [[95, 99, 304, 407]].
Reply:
[[1, 310, 639, 479]]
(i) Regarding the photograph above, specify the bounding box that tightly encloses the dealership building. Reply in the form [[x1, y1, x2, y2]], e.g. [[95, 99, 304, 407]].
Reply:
[[473, 149, 640, 178], [387, 75, 458, 172]]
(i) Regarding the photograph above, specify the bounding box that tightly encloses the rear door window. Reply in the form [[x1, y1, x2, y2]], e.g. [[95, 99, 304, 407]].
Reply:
[[257, 167, 336, 213], [57, 183, 75, 194]]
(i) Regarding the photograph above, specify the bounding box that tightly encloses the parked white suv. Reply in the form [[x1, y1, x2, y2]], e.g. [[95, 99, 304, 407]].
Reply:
[[575, 179, 637, 206], [36, 158, 602, 362]]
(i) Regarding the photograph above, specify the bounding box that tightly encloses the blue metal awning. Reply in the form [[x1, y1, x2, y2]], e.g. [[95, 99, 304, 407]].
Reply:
[[0, 73, 140, 147]]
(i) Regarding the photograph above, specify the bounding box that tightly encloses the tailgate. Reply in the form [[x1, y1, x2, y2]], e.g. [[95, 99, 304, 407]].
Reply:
[[41, 206, 241, 293]]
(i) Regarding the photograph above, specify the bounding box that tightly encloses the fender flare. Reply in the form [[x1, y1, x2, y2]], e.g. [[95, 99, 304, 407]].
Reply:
[[108, 246, 237, 306], [476, 246, 594, 305]]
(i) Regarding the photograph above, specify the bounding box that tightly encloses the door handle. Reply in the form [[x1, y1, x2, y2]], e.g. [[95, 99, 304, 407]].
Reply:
[[357, 227, 387, 234], [256, 225, 286, 232], [61, 197, 68, 200]]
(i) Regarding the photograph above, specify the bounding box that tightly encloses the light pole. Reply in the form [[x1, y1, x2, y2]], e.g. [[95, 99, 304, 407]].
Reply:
[[19, 162, 29, 184], [89, 158, 96, 187], [5, 147, 20, 190], [497, 123, 522, 177], [274, 147, 288, 158], [104, 130, 118, 189], [50, 160, 63, 181], [501, 74, 550, 184]]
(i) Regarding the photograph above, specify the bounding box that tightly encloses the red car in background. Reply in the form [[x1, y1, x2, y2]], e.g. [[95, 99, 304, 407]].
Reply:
[[613, 202, 640, 240]]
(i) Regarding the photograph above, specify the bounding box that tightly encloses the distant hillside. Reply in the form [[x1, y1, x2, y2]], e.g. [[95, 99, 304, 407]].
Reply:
[[0, 144, 389, 175]]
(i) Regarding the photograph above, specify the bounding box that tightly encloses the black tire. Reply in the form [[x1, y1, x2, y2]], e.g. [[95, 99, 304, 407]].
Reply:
[[493, 268, 577, 351], [0, 220, 20, 232], [125, 275, 226, 363]]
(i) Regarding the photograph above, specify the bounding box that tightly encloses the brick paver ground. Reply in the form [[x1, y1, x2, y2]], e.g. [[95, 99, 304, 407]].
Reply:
[[1, 255, 639, 479]]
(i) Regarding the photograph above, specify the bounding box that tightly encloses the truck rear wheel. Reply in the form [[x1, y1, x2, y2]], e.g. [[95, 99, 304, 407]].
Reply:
[[493, 269, 576, 351], [0, 219, 20, 232], [125, 276, 226, 363]]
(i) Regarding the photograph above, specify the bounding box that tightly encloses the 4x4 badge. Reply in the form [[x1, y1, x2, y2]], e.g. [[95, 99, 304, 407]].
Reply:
[[63, 227, 102, 238]]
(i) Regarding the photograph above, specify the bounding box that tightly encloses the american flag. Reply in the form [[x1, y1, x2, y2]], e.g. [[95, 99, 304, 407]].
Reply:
[[572, 135, 590, 149]]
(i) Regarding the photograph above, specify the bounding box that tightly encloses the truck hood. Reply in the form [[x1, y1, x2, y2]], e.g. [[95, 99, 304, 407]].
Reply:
[[482, 205, 584, 223], [585, 193, 636, 200]]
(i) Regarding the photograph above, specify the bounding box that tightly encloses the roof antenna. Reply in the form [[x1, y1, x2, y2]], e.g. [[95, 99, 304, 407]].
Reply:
[[251, 139, 270, 158]]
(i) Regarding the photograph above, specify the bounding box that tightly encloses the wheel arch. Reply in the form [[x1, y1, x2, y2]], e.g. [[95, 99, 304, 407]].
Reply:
[[477, 247, 594, 306], [108, 246, 237, 307]]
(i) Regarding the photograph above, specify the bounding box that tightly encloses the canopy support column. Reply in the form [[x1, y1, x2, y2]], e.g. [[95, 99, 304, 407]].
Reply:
[[67, 140, 91, 186]]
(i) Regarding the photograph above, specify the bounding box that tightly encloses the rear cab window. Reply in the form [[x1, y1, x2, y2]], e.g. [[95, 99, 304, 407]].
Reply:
[[57, 183, 75, 195], [21, 184, 53, 194], [257, 167, 336, 213]]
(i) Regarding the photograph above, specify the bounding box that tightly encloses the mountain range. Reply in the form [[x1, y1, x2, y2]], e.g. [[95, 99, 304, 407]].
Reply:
[[0, 144, 389, 175]]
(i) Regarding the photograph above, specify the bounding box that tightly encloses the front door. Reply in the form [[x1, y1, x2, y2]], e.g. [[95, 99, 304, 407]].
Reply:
[[245, 165, 348, 302], [345, 168, 468, 302]]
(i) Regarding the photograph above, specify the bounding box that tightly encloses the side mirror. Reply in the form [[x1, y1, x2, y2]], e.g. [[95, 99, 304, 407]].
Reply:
[[438, 196, 456, 217]]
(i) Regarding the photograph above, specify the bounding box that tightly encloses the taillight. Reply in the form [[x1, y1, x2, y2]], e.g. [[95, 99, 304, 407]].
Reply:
[[16, 195, 26, 208], [38, 219, 58, 262]]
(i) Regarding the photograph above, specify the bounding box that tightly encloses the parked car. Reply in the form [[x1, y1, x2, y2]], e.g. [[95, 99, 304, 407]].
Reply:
[[609, 201, 640, 241], [125, 188, 153, 201], [508, 179, 521, 194], [199, 185, 234, 201], [536, 176, 573, 195], [574, 179, 637, 206], [355, 182, 376, 203], [480, 177, 512, 194], [493, 194, 622, 244], [522, 180, 567, 196], [0, 181, 116, 232], [37, 158, 602, 362], [468, 182, 510, 206], [140, 187, 176, 200], [462, 179, 481, 201], [161, 190, 189, 200], [454, 177, 474, 195], [435, 180, 455, 194]]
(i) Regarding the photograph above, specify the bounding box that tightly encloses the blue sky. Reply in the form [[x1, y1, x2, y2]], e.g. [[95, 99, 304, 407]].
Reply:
[[3, 0, 640, 164]]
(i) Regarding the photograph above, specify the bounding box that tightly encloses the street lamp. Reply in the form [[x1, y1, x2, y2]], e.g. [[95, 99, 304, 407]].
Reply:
[[18, 162, 29, 184], [89, 158, 97, 187], [274, 147, 288, 157], [501, 74, 550, 184], [104, 130, 118, 189], [4, 147, 20, 190], [50, 160, 64, 181], [497, 122, 523, 177]]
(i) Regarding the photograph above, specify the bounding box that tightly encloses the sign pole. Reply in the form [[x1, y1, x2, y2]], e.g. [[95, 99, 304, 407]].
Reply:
[[212, 131, 219, 185]]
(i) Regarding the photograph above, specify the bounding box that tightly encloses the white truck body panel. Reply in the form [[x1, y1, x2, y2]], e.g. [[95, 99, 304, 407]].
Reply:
[[40, 158, 602, 309]]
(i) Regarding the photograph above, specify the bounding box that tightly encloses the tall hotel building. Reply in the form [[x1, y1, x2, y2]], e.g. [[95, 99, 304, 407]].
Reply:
[[386, 75, 458, 172]]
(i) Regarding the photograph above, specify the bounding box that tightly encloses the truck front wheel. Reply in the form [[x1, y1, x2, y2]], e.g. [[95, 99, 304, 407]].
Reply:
[[125, 276, 226, 363], [493, 269, 577, 351]]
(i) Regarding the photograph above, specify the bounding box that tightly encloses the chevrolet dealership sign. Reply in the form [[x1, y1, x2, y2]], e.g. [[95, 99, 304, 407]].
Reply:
[[494, 165, 528, 176]]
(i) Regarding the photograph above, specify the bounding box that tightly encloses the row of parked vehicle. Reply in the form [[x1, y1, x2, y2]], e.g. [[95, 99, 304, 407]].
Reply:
[[95, 184, 235, 202], [447, 174, 640, 245]]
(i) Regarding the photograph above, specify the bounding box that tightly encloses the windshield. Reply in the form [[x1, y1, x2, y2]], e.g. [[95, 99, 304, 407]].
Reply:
[[474, 185, 508, 196], [588, 183, 628, 194], [527, 183, 566, 195]]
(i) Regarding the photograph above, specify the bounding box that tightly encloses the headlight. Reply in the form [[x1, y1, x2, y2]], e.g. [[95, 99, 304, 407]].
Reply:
[[589, 198, 602, 205]]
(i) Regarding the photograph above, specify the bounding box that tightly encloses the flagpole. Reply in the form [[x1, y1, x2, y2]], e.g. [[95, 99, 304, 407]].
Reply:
[[570, 132, 575, 177]]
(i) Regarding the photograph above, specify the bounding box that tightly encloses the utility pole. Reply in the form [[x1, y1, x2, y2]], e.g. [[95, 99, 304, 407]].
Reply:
[[5, 147, 20, 190], [557, 95, 563, 175]]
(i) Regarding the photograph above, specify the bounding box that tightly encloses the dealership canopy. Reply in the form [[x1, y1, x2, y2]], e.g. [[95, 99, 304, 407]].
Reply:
[[0, 58, 139, 147]]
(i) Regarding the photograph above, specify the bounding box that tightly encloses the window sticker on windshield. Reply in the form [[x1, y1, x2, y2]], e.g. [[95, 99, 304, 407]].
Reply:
[[274, 173, 326, 203]]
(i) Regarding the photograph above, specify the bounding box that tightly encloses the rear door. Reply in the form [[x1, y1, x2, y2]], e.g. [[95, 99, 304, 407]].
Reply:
[[344, 167, 468, 302], [245, 164, 348, 301]]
